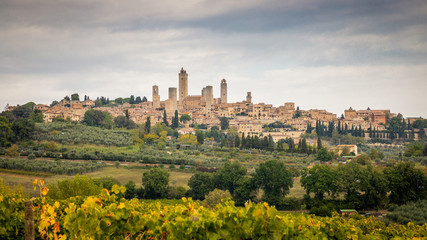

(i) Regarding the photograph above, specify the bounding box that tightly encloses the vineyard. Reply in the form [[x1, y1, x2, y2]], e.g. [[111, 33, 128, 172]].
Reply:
[[1, 180, 426, 240]]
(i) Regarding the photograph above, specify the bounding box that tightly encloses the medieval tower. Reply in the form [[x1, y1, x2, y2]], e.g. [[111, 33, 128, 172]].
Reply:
[[167, 87, 177, 112], [246, 92, 252, 103], [220, 79, 227, 104], [179, 68, 188, 104], [152, 85, 160, 109]]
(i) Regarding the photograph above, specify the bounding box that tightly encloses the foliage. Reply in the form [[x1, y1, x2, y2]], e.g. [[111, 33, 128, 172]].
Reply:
[[202, 188, 232, 208], [187, 172, 215, 200], [82, 109, 113, 128], [93, 177, 121, 190], [386, 200, 427, 225], [179, 114, 191, 123], [0, 178, 26, 238], [1, 181, 427, 239], [34, 122, 133, 146], [252, 160, 293, 205], [113, 116, 137, 129], [5, 144, 19, 157], [301, 165, 338, 200], [316, 147, 334, 162], [0, 116, 13, 147], [178, 134, 197, 145], [71, 93, 80, 101], [214, 160, 246, 194], [219, 117, 229, 130], [404, 141, 425, 157], [196, 130, 204, 145], [385, 162, 426, 205], [142, 168, 170, 199], [46, 175, 102, 200], [0, 158, 105, 175], [144, 116, 151, 134]]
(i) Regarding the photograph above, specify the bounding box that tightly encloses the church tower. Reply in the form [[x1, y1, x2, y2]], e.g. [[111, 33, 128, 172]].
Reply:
[[220, 79, 227, 104], [179, 67, 188, 104]]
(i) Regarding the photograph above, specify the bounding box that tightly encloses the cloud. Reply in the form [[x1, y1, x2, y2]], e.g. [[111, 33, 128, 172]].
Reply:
[[0, 0, 426, 118]]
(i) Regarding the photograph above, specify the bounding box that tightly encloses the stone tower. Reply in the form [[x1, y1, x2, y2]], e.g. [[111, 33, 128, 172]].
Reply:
[[152, 85, 160, 109], [166, 87, 177, 112], [179, 67, 188, 104], [205, 86, 213, 111], [246, 92, 252, 103], [220, 79, 227, 104]]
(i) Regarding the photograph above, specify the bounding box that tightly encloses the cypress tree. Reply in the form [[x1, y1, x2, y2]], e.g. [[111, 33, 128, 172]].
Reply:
[[317, 136, 322, 150], [144, 116, 151, 134], [163, 110, 169, 126]]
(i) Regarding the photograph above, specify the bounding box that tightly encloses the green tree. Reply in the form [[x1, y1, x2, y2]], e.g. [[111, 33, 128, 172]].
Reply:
[[404, 142, 424, 157], [180, 114, 191, 124], [71, 93, 80, 101], [93, 177, 121, 190], [252, 160, 293, 205], [83, 109, 113, 128], [385, 162, 426, 205], [196, 130, 204, 145], [144, 116, 151, 134], [360, 166, 388, 209], [424, 142, 427, 156], [369, 148, 380, 160], [171, 110, 179, 129], [337, 162, 365, 208], [114, 116, 137, 129], [317, 136, 322, 150], [47, 175, 102, 200], [187, 172, 215, 200], [11, 118, 35, 141], [214, 160, 247, 194], [301, 165, 338, 201], [50, 100, 59, 107], [32, 109, 44, 123], [316, 147, 333, 162], [219, 117, 229, 130], [0, 116, 14, 147], [124, 180, 136, 199], [142, 168, 170, 199], [115, 98, 123, 104], [233, 177, 255, 206], [163, 110, 169, 126], [355, 153, 371, 165]]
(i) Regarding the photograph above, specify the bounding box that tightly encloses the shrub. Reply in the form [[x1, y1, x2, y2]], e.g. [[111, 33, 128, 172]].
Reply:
[[27, 153, 36, 160], [202, 188, 232, 208]]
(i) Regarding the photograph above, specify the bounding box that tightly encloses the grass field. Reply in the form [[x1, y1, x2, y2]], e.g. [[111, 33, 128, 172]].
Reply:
[[0, 165, 306, 199], [0, 166, 193, 197]]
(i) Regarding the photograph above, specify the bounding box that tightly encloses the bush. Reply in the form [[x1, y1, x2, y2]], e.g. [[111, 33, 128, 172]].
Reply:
[[202, 188, 232, 208], [27, 153, 36, 160]]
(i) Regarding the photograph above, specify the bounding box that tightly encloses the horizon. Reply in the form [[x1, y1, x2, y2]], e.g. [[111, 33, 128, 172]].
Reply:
[[1, 0, 426, 118]]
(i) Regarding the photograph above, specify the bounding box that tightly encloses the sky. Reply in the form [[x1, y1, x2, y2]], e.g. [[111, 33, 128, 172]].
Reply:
[[0, 0, 426, 118]]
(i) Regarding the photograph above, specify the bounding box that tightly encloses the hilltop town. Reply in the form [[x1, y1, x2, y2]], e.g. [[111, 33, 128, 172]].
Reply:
[[8, 68, 425, 143]]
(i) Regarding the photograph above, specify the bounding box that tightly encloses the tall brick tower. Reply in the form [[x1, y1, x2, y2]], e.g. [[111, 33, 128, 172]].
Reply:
[[152, 85, 160, 109], [179, 67, 188, 104], [220, 79, 227, 104]]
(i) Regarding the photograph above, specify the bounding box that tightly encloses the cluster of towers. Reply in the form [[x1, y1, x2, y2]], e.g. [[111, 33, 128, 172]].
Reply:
[[151, 68, 228, 113]]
